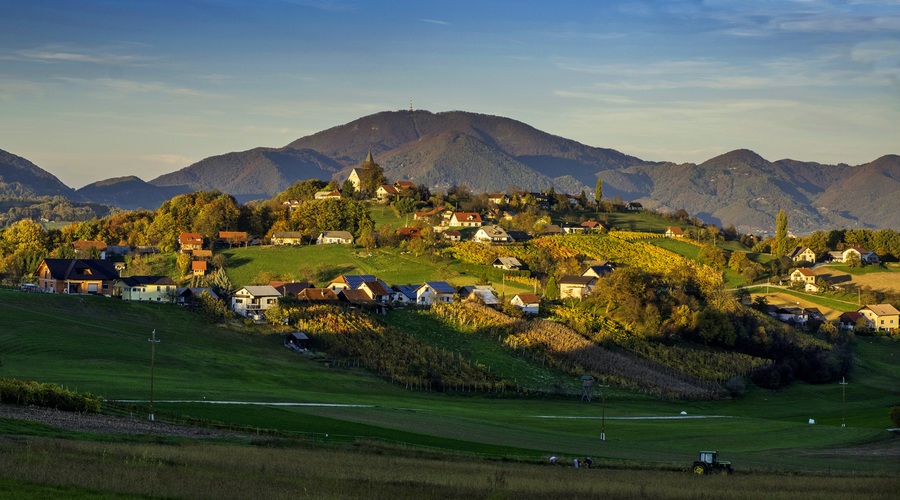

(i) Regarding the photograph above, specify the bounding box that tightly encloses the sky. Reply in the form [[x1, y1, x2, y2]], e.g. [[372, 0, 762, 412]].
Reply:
[[1, 0, 898, 188]]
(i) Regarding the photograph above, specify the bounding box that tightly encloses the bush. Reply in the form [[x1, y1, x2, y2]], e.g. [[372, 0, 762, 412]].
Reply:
[[0, 378, 102, 413]]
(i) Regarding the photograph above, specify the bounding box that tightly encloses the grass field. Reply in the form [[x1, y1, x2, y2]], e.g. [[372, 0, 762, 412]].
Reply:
[[220, 244, 534, 295], [1, 289, 897, 480]]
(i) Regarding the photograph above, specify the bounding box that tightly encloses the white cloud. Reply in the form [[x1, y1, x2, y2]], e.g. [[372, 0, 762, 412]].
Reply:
[[420, 19, 450, 26], [54, 77, 225, 99]]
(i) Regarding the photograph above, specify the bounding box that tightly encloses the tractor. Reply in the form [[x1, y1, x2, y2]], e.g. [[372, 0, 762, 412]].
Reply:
[[692, 450, 733, 475]]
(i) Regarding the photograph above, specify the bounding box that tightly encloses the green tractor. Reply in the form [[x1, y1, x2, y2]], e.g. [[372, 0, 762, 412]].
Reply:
[[692, 450, 733, 475]]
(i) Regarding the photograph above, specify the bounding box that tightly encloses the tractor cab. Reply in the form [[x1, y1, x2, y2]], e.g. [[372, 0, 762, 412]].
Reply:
[[692, 450, 733, 475]]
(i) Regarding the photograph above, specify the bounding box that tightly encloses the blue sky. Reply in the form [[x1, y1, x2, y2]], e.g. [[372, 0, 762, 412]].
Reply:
[[1, 0, 898, 187]]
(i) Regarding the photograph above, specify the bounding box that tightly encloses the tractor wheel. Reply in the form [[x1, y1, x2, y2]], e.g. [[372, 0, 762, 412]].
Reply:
[[692, 464, 707, 475], [726, 465, 734, 475]]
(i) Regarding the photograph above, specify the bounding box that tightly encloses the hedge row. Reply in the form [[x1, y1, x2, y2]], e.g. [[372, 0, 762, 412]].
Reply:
[[0, 378, 103, 413]]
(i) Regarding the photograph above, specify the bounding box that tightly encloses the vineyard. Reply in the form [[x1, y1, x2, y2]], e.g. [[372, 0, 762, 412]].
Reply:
[[427, 301, 726, 400], [278, 304, 507, 392]]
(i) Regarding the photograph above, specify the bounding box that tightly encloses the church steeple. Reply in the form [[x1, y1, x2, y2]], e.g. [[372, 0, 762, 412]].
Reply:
[[364, 149, 374, 165]]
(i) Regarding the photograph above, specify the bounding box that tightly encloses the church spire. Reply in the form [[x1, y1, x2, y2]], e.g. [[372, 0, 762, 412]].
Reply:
[[365, 149, 374, 164]]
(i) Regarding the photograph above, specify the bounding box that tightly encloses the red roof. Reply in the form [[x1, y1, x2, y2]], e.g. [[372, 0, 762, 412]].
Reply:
[[452, 212, 482, 223]]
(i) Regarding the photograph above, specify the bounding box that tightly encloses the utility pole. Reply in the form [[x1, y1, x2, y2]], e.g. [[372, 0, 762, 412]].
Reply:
[[148, 329, 160, 422], [599, 381, 610, 441], [839, 377, 848, 428]]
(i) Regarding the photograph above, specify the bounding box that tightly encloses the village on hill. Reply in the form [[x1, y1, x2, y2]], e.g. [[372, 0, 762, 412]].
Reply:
[[3, 152, 900, 400]]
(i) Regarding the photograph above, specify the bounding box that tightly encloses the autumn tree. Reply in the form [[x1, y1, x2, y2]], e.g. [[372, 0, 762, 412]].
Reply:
[[594, 177, 603, 206]]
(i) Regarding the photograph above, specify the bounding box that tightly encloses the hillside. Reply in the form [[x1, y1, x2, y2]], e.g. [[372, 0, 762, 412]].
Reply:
[[76, 176, 191, 211], [0, 149, 75, 199], [4, 111, 899, 232]]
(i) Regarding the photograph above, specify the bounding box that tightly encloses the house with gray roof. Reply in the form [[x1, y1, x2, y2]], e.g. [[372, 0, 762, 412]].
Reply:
[[231, 285, 282, 319], [415, 281, 457, 306]]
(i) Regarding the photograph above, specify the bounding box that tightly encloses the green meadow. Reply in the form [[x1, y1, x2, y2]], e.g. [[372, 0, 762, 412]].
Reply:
[[1, 289, 897, 477], [220, 244, 535, 295]]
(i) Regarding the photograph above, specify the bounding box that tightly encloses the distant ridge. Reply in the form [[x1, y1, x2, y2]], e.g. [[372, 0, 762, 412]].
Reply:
[[0, 149, 75, 198], [3, 110, 898, 232]]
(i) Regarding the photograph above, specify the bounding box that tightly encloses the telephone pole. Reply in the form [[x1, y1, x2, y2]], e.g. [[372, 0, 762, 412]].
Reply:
[[148, 329, 160, 422], [839, 377, 848, 428], [599, 381, 610, 441]]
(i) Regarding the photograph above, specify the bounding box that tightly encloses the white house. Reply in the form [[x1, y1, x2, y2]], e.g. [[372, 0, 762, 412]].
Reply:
[[511, 293, 541, 315], [474, 225, 511, 243], [231, 285, 282, 319], [449, 212, 483, 227], [316, 231, 354, 245], [114, 276, 177, 302], [415, 281, 456, 306]]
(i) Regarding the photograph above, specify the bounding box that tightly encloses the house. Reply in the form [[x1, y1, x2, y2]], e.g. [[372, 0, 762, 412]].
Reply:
[[443, 230, 462, 242], [542, 224, 563, 236], [415, 281, 457, 306], [179, 233, 204, 253], [35, 258, 120, 295], [316, 231, 354, 245], [191, 249, 213, 260], [271, 231, 305, 245], [297, 287, 339, 303], [459, 285, 500, 308], [328, 275, 379, 291], [511, 293, 541, 315], [474, 225, 511, 243], [488, 193, 510, 205], [788, 246, 817, 263], [561, 223, 585, 235], [625, 202, 643, 211], [391, 284, 420, 305], [135, 246, 159, 256], [269, 281, 313, 297], [492, 257, 525, 271], [282, 199, 302, 211], [665, 227, 685, 238], [559, 276, 597, 299], [191, 260, 208, 277], [231, 285, 282, 319], [174, 287, 218, 307], [582, 263, 613, 279], [857, 304, 900, 332], [337, 288, 376, 306], [376, 184, 400, 201], [449, 212, 483, 227], [831, 246, 879, 264], [790, 267, 817, 285], [394, 180, 416, 191], [314, 189, 342, 200], [218, 231, 249, 248], [73, 240, 107, 258], [838, 311, 865, 330], [580, 220, 603, 232], [506, 230, 531, 242], [105, 245, 131, 257], [358, 280, 393, 303], [114, 276, 177, 302]]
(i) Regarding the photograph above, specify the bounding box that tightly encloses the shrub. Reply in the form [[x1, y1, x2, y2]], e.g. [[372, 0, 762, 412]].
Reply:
[[0, 378, 102, 413]]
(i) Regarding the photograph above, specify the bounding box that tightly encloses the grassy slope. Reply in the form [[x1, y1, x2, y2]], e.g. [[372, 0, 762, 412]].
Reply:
[[1, 289, 897, 474], [220, 244, 534, 295]]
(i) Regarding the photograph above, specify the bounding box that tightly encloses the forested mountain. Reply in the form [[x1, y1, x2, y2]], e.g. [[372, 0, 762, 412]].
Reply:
[[0, 149, 75, 198], [3, 110, 898, 232]]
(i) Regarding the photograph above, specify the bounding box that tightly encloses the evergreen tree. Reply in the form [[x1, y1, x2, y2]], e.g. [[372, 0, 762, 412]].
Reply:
[[774, 209, 789, 257], [594, 177, 603, 206], [545, 276, 560, 301]]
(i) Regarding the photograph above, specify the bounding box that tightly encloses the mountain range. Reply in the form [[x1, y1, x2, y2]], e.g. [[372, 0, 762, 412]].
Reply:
[[2, 110, 898, 234]]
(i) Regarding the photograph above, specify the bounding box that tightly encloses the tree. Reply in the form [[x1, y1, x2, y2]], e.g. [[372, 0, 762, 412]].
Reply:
[[594, 177, 603, 206], [544, 276, 559, 301], [176, 253, 193, 276], [774, 209, 789, 257], [728, 250, 747, 272]]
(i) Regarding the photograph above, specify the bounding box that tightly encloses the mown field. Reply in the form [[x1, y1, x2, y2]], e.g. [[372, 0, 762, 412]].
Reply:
[[219, 244, 535, 296], [1, 289, 897, 480]]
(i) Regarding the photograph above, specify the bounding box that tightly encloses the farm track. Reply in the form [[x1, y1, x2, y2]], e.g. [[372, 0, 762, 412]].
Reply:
[[0, 404, 240, 439]]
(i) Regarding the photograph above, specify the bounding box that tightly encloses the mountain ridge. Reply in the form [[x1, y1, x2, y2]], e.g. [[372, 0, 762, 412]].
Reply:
[[2, 110, 897, 233]]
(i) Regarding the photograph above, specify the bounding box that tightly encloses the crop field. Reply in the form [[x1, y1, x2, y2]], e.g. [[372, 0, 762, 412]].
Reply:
[[0, 289, 898, 497]]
